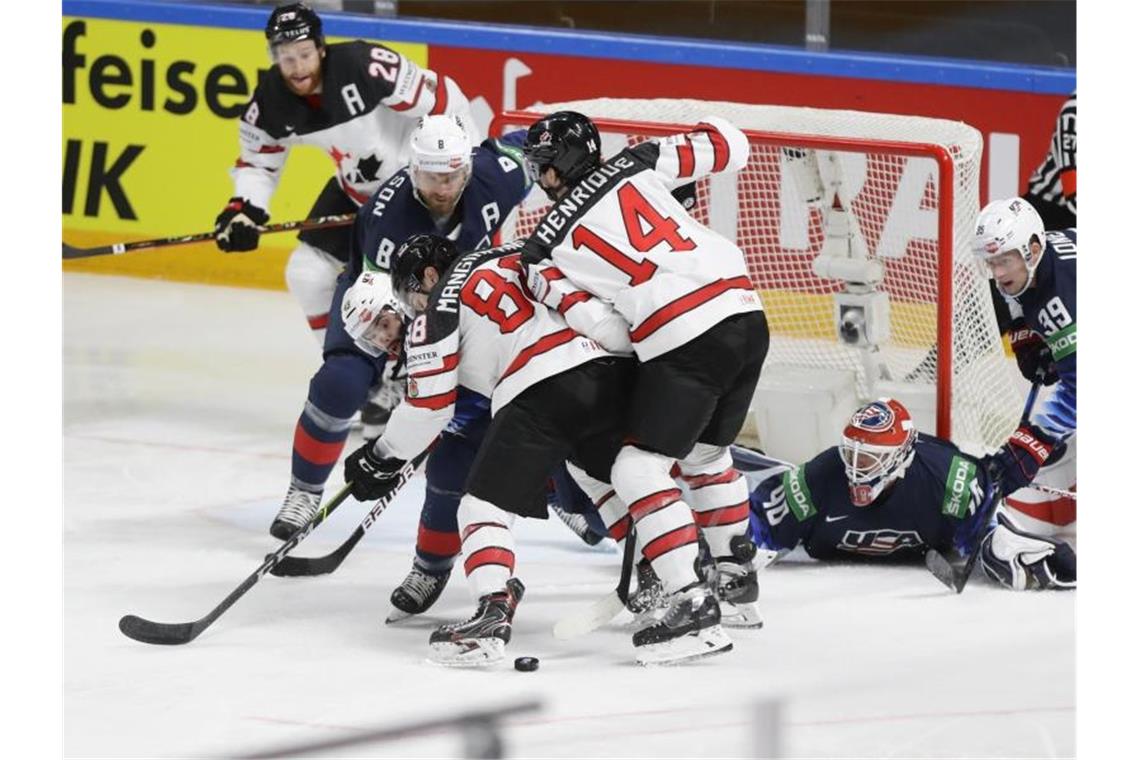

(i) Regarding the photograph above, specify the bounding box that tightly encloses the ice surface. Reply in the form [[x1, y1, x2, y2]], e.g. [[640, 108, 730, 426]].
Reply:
[[64, 273, 1074, 758]]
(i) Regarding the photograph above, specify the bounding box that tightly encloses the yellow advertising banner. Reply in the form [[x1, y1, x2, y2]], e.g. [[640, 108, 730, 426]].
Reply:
[[62, 16, 426, 288]]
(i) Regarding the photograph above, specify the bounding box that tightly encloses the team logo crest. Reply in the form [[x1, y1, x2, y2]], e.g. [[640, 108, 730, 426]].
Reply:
[[358, 308, 373, 325], [849, 401, 895, 432], [538, 130, 553, 146]]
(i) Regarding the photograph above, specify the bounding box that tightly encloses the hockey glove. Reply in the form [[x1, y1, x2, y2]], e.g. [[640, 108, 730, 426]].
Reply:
[[1009, 320, 1059, 386], [343, 442, 406, 502], [990, 423, 1057, 496], [980, 512, 1076, 590], [214, 197, 269, 252]]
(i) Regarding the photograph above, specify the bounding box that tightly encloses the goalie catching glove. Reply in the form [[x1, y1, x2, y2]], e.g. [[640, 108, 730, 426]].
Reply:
[[343, 441, 406, 502], [1009, 319, 1059, 386], [214, 197, 269, 252], [980, 512, 1076, 590]]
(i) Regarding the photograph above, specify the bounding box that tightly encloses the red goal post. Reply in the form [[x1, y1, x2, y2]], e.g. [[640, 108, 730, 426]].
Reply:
[[490, 99, 1022, 454]]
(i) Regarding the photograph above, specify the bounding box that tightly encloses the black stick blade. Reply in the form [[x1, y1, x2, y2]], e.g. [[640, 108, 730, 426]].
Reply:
[[63, 242, 113, 260], [269, 553, 341, 577], [924, 549, 966, 594], [119, 614, 202, 645]]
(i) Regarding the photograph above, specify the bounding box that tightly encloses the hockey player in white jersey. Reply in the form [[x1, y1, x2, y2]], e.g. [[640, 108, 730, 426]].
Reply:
[[339, 233, 638, 665], [520, 112, 770, 654], [213, 3, 477, 344]]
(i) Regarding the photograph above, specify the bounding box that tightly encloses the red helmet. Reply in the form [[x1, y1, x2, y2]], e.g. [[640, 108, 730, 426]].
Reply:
[[839, 398, 917, 507]]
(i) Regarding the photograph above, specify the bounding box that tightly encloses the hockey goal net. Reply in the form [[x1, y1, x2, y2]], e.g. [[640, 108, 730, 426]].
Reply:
[[491, 98, 1022, 454]]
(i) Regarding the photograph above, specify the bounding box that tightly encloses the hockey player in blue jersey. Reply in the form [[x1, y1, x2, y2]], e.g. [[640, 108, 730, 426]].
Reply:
[[733, 398, 1075, 591], [973, 197, 1077, 542]]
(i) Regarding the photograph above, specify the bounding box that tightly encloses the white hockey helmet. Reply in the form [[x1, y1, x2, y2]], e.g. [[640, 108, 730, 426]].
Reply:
[[341, 271, 403, 357], [409, 114, 473, 175], [838, 398, 917, 507], [973, 197, 1045, 296]]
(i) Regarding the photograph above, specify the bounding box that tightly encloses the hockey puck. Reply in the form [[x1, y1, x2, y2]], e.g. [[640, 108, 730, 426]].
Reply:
[[514, 656, 539, 672]]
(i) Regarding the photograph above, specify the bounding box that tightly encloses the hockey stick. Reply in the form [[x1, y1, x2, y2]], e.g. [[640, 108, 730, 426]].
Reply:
[[118, 482, 355, 645], [62, 213, 355, 260], [270, 450, 430, 577], [925, 381, 1042, 593], [118, 454, 422, 645], [552, 521, 636, 640]]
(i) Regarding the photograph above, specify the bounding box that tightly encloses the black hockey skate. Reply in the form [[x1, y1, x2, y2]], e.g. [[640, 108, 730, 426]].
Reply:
[[714, 535, 764, 629], [428, 578, 525, 666], [386, 565, 452, 623], [632, 582, 732, 666]]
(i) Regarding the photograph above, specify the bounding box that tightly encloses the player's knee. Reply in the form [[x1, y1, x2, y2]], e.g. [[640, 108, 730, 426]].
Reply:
[[611, 445, 675, 496], [564, 461, 612, 502], [309, 353, 376, 419], [678, 442, 732, 476], [457, 494, 516, 531], [285, 242, 337, 296]]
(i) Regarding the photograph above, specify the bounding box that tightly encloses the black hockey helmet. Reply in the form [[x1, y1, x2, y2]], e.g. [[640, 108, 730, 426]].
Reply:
[[523, 111, 602, 194], [390, 233, 460, 315], [265, 3, 324, 48]]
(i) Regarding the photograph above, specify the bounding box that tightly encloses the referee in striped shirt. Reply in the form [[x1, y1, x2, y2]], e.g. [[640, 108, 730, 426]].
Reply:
[[1024, 92, 1076, 230]]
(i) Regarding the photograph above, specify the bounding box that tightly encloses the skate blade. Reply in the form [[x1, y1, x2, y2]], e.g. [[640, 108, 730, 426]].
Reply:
[[636, 625, 734, 666], [719, 600, 764, 629], [385, 607, 413, 624], [427, 638, 505, 667]]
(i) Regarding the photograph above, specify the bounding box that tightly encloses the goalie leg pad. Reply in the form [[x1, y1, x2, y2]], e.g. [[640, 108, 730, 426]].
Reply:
[[457, 495, 517, 599], [980, 512, 1076, 591]]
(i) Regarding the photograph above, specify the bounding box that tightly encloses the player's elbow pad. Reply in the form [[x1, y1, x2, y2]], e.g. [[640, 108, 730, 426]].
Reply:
[[697, 115, 750, 173]]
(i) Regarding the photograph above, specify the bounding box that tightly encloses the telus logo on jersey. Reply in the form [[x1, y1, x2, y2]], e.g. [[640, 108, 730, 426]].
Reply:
[[532, 155, 639, 246]]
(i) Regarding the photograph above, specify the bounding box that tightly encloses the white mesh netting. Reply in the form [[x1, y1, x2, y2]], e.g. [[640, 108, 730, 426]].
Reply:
[[496, 98, 1021, 452]]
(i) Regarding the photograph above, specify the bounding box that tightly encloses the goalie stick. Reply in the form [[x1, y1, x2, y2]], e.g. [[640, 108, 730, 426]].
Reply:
[[118, 453, 424, 646], [62, 213, 355, 260], [925, 381, 1042, 593], [270, 451, 430, 577], [552, 521, 636, 640]]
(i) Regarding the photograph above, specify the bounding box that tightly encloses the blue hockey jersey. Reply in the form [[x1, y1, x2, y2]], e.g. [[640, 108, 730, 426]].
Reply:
[[350, 130, 531, 277], [1010, 228, 1077, 440], [735, 436, 1006, 561], [349, 130, 531, 437]]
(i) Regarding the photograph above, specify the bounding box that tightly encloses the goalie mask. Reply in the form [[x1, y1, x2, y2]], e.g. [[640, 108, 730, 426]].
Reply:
[[523, 111, 602, 201], [839, 398, 917, 507], [973, 197, 1045, 298], [341, 272, 404, 357], [390, 233, 461, 317]]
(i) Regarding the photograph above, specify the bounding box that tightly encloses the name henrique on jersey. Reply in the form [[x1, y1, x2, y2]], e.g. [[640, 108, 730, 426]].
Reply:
[[380, 242, 619, 460], [232, 41, 473, 212], [733, 435, 1005, 561], [1006, 228, 1077, 440], [521, 115, 763, 360], [351, 131, 531, 278]]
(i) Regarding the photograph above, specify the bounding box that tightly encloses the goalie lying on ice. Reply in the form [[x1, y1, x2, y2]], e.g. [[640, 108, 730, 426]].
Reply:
[[736, 398, 1075, 591]]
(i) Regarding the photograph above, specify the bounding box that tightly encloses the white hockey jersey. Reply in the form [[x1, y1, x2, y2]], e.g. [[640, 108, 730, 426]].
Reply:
[[521, 115, 762, 360], [380, 242, 620, 460], [231, 40, 476, 213]]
